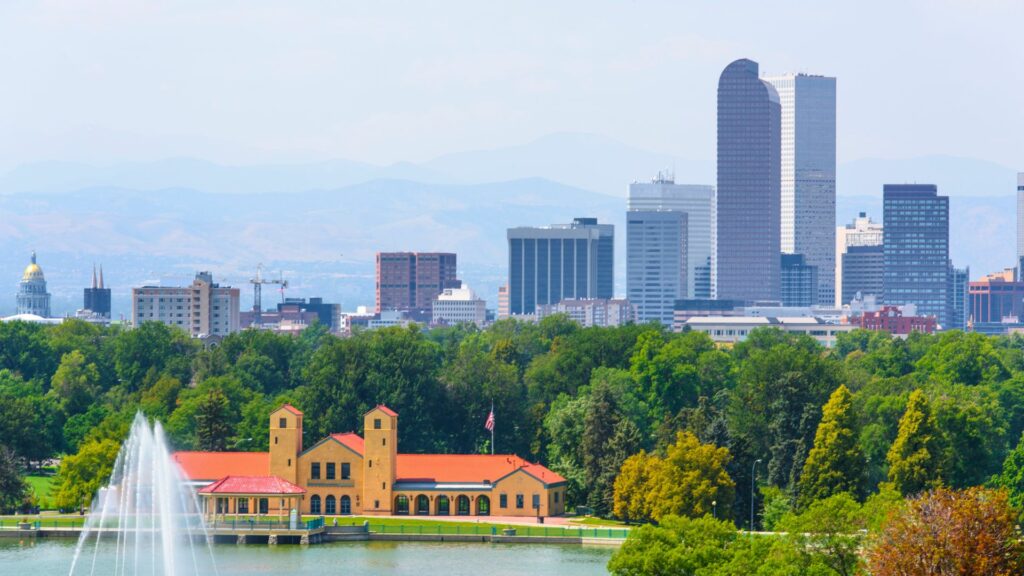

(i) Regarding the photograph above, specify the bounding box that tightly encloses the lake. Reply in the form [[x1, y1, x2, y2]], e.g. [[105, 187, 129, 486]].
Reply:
[[0, 538, 614, 575]]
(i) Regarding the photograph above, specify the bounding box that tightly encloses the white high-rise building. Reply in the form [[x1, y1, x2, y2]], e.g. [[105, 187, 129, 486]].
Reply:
[[627, 175, 715, 300], [1017, 173, 1024, 269], [132, 271, 240, 337], [432, 284, 487, 327], [763, 73, 837, 307], [835, 212, 884, 307]]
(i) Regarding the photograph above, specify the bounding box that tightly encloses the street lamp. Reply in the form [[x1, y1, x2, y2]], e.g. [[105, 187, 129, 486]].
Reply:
[[712, 500, 717, 519], [750, 459, 763, 535]]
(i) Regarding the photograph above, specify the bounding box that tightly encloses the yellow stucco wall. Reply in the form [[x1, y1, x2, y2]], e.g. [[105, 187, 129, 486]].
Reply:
[[268, 406, 302, 485], [361, 407, 397, 515], [297, 437, 365, 514], [491, 469, 566, 517]]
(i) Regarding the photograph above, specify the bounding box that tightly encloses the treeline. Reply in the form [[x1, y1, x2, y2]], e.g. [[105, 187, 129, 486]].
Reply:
[[3, 317, 1024, 524]]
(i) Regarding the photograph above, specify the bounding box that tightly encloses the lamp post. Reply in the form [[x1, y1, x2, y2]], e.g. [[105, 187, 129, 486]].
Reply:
[[750, 459, 763, 535], [712, 500, 717, 520]]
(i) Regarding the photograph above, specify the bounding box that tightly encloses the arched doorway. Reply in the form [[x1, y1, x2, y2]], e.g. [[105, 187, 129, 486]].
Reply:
[[476, 495, 490, 516], [340, 495, 352, 515], [415, 495, 430, 515], [436, 495, 450, 516], [325, 495, 336, 515], [395, 495, 410, 515], [310, 494, 321, 514], [456, 495, 470, 516]]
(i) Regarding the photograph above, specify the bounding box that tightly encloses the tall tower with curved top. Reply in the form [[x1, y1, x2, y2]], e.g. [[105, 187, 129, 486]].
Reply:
[[17, 252, 51, 317], [715, 59, 781, 302]]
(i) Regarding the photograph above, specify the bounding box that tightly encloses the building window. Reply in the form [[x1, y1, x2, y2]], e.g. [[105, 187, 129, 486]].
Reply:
[[500, 494, 508, 508], [259, 498, 268, 514], [382, 438, 386, 446], [287, 458, 291, 467], [325, 495, 336, 515], [279, 418, 287, 428], [516, 494, 524, 509], [310, 495, 321, 514], [274, 436, 278, 445], [374, 500, 379, 509], [238, 498, 249, 514], [382, 482, 386, 490], [532, 494, 540, 509], [326, 462, 336, 480], [311, 462, 321, 480], [374, 418, 382, 430], [341, 495, 351, 515], [341, 463, 350, 479], [368, 460, 372, 468]]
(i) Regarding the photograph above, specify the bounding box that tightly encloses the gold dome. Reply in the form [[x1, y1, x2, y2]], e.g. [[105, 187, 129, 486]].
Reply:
[[22, 252, 44, 282]]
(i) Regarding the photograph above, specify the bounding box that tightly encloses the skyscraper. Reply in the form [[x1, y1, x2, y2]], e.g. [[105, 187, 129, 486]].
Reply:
[[841, 245, 884, 305], [763, 73, 837, 306], [883, 184, 950, 326], [1017, 173, 1024, 272], [375, 252, 458, 313], [83, 264, 112, 319], [780, 253, 818, 307], [507, 218, 614, 316], [948, 265, 969, 331], [716, 59, 781, 303], [627, 210, 688, 325], [16, 251, 51, 318], [835, 212, 884, 306], [627, 175, 715, 299], [132, 271, 240, 337]]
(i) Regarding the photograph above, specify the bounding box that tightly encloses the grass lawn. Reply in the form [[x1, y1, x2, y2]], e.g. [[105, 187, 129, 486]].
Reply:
[[214, 515, 629, 538], [23, 466, 58, 509], [566, 516, 630, 527]]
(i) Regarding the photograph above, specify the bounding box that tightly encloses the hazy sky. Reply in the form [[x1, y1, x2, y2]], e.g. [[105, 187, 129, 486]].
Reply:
[[0, 0, 1021, 169]]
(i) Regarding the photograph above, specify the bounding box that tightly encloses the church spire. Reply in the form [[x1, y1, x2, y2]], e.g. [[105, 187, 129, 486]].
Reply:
[[92, 264, 98, 289], [99, 265, 104, 289]]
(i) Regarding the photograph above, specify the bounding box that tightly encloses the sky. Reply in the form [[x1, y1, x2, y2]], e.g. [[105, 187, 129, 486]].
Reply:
[[0, 0, 1021, 170]]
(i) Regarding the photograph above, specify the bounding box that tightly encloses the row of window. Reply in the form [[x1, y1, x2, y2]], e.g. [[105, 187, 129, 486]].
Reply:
[[310, 462, 351, 480], [310, 494, 351, 515]]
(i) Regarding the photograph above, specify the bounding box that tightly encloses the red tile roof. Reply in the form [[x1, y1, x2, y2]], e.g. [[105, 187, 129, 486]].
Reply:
[[330, 433, 365, 456], [197, 476, 305, 495], [276, 404, 303, 416], [396, 454, 566, 486], [173, 451, 269, 481], [366, 404, 398, 417]]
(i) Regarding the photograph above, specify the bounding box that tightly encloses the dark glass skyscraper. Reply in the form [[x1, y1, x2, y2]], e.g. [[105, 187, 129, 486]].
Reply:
[[716, 59, 781, 302], [507, 218, 614, 316], [883, 184, 950, 326]]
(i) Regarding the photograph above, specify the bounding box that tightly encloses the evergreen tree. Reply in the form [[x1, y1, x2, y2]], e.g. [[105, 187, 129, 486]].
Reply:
[[195, 389, 231, 451], [0, 444, 27, 514], [996, 432, 1024, 510], [593, 418, 642, 515], [798, 385, 866, 507], [582, 381, 620, 514], [887, 389, 944, 495]]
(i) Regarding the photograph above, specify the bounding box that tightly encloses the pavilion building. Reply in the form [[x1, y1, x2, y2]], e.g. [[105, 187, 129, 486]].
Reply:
[[178, 404, 567, 519]]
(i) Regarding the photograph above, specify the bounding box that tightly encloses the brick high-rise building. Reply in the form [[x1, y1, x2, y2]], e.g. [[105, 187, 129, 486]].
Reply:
[[375, 252, 458, 313]]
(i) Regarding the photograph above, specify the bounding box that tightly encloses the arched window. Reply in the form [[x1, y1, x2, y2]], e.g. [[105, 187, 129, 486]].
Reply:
[[476, 495, 490, 516], [310, 495, 321, 515], [456, 495, 470, 516], [416, 495, 430, 515], [436, 495, 450, 516], [395, 495, 409, 515], [341, 495, 352, 515], [325, 495, 336, 515]]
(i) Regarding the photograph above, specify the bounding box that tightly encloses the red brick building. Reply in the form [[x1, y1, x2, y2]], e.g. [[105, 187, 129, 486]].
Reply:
[[375, 252, 458, 313], [853, 305, 936, 335]]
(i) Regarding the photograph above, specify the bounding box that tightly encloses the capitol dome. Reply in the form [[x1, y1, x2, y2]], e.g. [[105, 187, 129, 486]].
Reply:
[[22, 252, 44, 282]]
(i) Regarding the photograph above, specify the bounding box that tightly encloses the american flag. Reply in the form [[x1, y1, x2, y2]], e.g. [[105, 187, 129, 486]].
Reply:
[[485, 408, 495, 432]]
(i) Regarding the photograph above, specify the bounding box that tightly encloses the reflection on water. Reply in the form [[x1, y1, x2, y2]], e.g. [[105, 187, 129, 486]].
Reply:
[[1, 539, 613, 575]]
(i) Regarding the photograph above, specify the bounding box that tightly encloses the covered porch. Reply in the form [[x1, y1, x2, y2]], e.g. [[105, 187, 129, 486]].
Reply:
[[198, 475, 306, 525]]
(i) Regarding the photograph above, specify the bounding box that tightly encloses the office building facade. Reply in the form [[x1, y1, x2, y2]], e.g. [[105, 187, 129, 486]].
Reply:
[[375, 252, 458, 313], [948, 265, 969, 331], [536, 298, 632, 328], [132, 271, 241, 337], [836, 213, 884, 306], [969, 270, 1024, 332], [763, 73, 837, 306], [627, 210, 688, 325], [432, 284, 487, 327], [780, 254, 818, 307], [841, 245, 884, 305], [627, 176, 714, 299], [507, 218, 614, 316], [716, 59, 781, 302], [883, 184, 950, 327]]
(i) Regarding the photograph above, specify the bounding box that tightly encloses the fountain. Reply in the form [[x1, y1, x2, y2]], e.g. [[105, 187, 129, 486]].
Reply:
[[68, 413, 218, 576]]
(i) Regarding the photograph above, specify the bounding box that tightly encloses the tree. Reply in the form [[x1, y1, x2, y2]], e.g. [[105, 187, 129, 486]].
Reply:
[[647, 431, 735, 522], [887, 389, 944, 495], [613, 450, 660, 523], [607, 515, 739, 576], [195, 388, 232, 451], [799, 385, 866, 507], [582, 378, 621, 515], [0, 444, 28, 514], [867, 488, 1024, 576], [995, 432, 1024, 510], [777, 493, 865, 576], [54, 438, 120, 510], [49, 350, 101, 416]]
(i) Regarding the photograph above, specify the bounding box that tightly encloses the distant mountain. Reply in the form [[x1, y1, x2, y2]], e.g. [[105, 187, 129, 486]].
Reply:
[[838, 156, 1018, 197], [0, 178, 625, 316]]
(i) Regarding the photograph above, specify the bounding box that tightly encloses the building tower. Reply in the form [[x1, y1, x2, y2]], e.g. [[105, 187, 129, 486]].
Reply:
[[1017, 173, 1024, 275], [83, 264, 112, 319], [716, 59, 781, 302], [16, 251, 51, 318], [268, 404, 303, 485], [883, 184, 950, 326], [835, 212, 884, 306], [627, 209, 688, 325], [362, 405, 398, 515], [762, 73, 837, 306]]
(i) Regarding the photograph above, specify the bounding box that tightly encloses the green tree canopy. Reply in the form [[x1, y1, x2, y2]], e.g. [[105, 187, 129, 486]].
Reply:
[[887, 389, 945, 495], [799, 385, 866, 507]]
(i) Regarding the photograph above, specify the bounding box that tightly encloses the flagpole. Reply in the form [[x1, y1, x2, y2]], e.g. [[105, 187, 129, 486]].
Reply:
[[490, 402, 495, 455]]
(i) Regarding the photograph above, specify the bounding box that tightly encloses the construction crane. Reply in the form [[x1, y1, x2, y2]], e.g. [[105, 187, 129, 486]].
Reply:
[[250, 264, 288, 326]]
